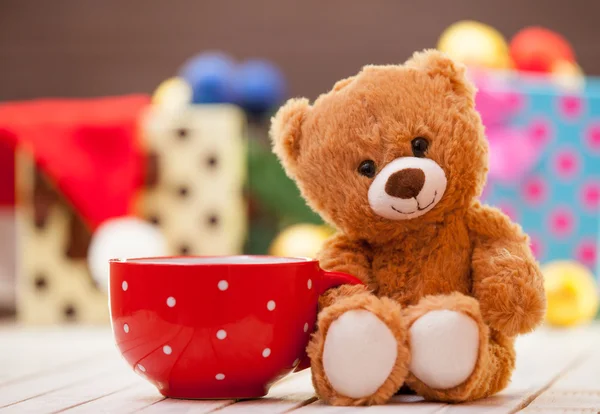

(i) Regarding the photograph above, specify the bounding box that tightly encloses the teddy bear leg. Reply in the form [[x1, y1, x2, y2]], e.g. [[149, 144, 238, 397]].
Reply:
[[307, 292, 410, 406], [404, 292, 516, 402]]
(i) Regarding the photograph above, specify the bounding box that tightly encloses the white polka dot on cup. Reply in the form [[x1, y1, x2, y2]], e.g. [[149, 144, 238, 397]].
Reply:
[[163, 345, 172, 355], [137, 364, 146, 372], [216, 373, 225, 380], [304, 323, 309, 332], [307, 279, 312, 289], [166, 296, 176, 307], [293, 358, 300, 367], [262, 348, 271, 358], [216, 329, 227, 340], [218, 280, 229, 291], [267, 300, 276, 311], [122, 281, 128, 291], [123, 323, 129, 334]]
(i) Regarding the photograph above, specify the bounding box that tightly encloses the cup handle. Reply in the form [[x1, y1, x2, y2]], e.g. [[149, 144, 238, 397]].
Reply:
[[293, 268, 364, 372], [317, 269, 364, 295]]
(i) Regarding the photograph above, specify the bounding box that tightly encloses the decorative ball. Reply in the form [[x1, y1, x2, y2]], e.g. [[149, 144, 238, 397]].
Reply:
[[179, 52, 237, 104], [509, 27, 575, 73], [269, 224, 334, 258], [88, 217, 168, 292], [233, 59, 287, 114], [551, 60, 585, 92], [152, 77, 192, 110], [438, 21, 511, 69], [542, 261, 599, 327]]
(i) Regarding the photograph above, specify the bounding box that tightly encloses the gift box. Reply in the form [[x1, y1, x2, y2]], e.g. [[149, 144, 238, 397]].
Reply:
[[0, 97, 247, 323], [0, 137, 15, 311], [478, 72, 600, 272]]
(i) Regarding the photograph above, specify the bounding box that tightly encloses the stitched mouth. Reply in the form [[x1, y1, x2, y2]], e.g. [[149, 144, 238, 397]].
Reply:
[[391, 191, 438, 215]]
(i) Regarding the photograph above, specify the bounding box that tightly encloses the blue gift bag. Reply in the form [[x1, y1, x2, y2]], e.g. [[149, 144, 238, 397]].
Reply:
[[479, 73, 600, 273]]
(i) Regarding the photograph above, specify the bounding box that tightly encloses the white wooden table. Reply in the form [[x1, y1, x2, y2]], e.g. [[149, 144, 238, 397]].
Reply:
[[1, 324, 599, 413]]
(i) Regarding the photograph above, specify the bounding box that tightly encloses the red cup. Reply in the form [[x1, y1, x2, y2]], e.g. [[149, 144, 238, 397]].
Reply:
[[110, 255, 362, 399]]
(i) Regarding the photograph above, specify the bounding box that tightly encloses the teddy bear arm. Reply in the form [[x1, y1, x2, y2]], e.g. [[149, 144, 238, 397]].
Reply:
[[467, 203, 546, 336], [316, 233, 373, 309]]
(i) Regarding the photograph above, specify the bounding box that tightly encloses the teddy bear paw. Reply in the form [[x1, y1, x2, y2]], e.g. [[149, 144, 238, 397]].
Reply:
[[322, 309, 398, 399], [409, 310, 479, 389]]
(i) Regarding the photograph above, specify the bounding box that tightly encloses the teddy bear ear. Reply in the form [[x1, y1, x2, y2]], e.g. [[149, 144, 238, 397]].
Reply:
[[270, 97, 311, 173], [405, 49, 475, 103]]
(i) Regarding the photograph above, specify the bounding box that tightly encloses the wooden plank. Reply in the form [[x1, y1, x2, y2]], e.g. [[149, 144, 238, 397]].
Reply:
[[522, 392, 600, 413], [217, 370, 316, 413], [1, 366, 140, 413], [521, 330, 600, 413], [297, 397, 444, 413], [61, 382, 164, 414], [0, 353, 109, 386], [0, 327, 113, 384], [136, 397, 234, 413], [0, 353, 126, 408]]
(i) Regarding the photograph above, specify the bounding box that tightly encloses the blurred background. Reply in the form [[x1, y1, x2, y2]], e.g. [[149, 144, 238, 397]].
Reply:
[[1, 0, 599, 328], [1, 0, 600, 100]]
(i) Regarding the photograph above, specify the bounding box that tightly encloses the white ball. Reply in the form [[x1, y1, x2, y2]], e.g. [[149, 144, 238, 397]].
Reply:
[[88, 217, 167, 292]]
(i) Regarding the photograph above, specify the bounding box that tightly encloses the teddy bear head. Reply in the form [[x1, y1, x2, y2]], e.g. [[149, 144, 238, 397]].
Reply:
[[270, 50, 488, 242]]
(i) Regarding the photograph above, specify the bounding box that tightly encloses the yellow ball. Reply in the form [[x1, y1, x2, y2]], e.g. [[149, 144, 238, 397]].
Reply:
[[542, 261, 599, 327], [438, 21, 511, 69], [152, 77, 192, 110], [551, 60, 585, 93], [269, 224, 334, 259]]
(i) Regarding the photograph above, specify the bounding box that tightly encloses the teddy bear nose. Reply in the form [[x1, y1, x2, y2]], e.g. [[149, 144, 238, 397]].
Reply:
[[385, 168, 426, 199]]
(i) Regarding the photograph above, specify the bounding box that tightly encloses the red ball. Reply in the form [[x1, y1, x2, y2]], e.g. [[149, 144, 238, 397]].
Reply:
[[510, 27, 575, 73]]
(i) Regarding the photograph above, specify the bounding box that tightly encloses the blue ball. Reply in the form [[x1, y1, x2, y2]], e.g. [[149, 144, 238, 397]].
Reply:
[[233, 60, 287, 114], [179, 52, 236, 104]]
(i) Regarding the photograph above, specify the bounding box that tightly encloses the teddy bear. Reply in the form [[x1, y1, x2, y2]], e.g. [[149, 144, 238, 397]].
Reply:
[[270, 49, 546, 406]]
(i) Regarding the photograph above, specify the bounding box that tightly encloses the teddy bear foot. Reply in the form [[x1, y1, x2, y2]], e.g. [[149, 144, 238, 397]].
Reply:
[[404, 292, 501, 402], [307, 294, 409, 406], [409, 309, 479, 390]]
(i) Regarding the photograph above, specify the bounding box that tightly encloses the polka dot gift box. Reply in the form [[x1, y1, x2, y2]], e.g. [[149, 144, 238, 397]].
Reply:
[[0, 96, 247, 324], [478, 72, 600, 275]]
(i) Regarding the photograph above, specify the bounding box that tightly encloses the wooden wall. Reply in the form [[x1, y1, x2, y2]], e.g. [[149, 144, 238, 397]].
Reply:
[[0, 0, 599, 101]]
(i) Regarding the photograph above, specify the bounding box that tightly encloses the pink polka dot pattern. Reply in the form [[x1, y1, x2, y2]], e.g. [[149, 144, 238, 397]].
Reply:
[[580, 181, 600, 212], [575, 239, 597, 267], [553, 149, 580, 180], [548, 208, 576, 237], [506, 91, 526, 112], [559, 96, 584, 119], [478, 79, 600, 272], [497, 202, 518, 223], [529, 236, 543, 260], [585, 123, 600, 154], [522, 176, 548, 206], [528, 118, 553, 147]]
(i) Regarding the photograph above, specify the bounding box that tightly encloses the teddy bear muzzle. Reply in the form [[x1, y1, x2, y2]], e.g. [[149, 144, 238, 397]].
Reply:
[[367, 157, 447, 220]]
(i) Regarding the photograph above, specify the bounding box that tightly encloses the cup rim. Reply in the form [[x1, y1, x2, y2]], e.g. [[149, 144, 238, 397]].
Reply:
[[109, 255, 318, 267]]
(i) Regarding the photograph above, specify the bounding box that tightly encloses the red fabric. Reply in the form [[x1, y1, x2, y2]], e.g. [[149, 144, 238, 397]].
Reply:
[[0, 95, 151, 229], [0, 137, 15, 206]]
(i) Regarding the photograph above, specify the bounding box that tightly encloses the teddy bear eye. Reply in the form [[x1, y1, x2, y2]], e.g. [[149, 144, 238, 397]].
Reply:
[[357, 160, 376, 178], [411, 137, 429, 158]]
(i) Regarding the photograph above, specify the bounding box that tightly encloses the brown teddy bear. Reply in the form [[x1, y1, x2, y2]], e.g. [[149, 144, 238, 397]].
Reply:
[[270, 49, 546, 406]]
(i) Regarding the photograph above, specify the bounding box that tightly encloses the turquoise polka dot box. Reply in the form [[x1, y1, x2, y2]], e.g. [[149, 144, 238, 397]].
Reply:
[[475, 71, 600, 277]]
